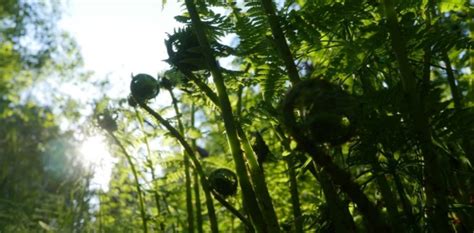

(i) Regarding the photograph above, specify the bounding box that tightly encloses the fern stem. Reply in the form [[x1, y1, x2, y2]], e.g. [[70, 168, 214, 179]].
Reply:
[[183, 68, 275, 232], [381, 1, 452, 232], [443, 52, 474, 167], [168, 88, 195, 233], [139, 103, 218, 232], [381, 0, 415, 94], [184, 0, 279, 232], [370, 154, 402, 232], [286, 156, 304, 233], [385, 152, 418, 232], [193, 171, 204, 233], [316, 166, 357, 233], [260, 0, 300, 85], [182, 64, 267, 233], [276, 125, 355, 233], [281, 84, 389, 232], [236, 125, 280, 230], [421, 1, 432, 96], [134, 110, 166, 231], [181, 70, 219, 105], [191, 104, 204, 233], [107, 132, 148, 233], [211, 189, 254, 229], [140, 103, 255, 232], [442, 53, 463, 109]]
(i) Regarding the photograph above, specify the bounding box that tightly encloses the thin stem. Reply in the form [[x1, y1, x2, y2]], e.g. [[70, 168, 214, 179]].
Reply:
[[442, 53, 474, 164], [191, 104, 204, 233], [211, 190, 254, 230], [421, 0, 432, 96], [108, 132, 148, 233], [281, 83, 389, 232], [260, 0, 300, 85], [184, 1, 278, 231], [286, 156, 303, 233], [275, 126, 355, 233], [134, 110, 166, 231], [98, 191, 103, 233], [236, 126, 280, 230], [236, 85, 243, 119], [139, 103, 254, 232], [168, 88, 195, 233], [184, 156, 194, 233], [182, 65, 267, 233], [162, 195, 178, 232], [381, 0, 416, 95], [385, 152, 417, 232], [181, 70, 219, 105], [138, 103, 219, 233], [381, 1, 452, 232], [316, 166, 357, 233], [442, 53, 463, 109], [193, 171, 204, 233], [182, 54, 273, 233], [370, 155, 402, 232]]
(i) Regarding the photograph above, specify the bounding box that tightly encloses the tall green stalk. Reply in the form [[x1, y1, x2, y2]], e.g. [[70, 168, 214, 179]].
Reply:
[[183, 1, 279, 232], [139, 103, 255, 232], [167, 88, 194, 233], [442, 49, 463, 109], [181, 71, 272, 217], [359, 59, 415, 232], [139, 103, 218, 232], [281, 86, 389, 232], [442, 53, 474, 164], [381, 1, 452, 232], [421, 0, 433, 96], [260, 0, 300, 85], [370, 155, 401, 232], [182, 70, 275, 232], [169, 86, 252, 230], [276, 125, 356, 233], [193, 171, 204, 233], [182, 71, 274, 226], [273, 127, 305, 233], [358, 66, 405, 232], [385, 152, 417, 232], [191, 104, 204, 233], [98, 191, 103, 233], [286, 156, 303, 233], [162, 194, 177, 233], [236, 126, 280, 230], [134, 110, 166, 231], [184, 145, 194, 233], [316, 167, 357, 233], [107, 132, 148, 233]]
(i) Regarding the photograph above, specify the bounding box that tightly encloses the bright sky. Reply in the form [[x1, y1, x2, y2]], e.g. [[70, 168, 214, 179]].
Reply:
[[59, 0, 183, 190], [60, 0, 182, 96]]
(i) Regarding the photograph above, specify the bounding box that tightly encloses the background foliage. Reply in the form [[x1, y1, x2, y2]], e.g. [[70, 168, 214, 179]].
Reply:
[[1, 0, 472, 232]]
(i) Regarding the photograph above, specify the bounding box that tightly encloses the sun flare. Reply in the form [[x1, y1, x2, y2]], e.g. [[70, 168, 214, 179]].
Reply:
[[79, 135, 116, 191]]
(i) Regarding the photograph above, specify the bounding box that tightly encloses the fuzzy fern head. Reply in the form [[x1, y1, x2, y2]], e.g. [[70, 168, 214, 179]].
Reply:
[[165, 27, 207, 72]]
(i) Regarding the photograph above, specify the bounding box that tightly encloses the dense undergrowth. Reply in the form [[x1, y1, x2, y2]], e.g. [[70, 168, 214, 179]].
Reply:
[[1, 0, 473, 232]]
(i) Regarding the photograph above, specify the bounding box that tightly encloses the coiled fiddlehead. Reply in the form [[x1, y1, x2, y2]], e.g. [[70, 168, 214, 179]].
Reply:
[[281, 78, 356, 145], [280, 78, 391, 233], [165, 27, 207, 72]]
